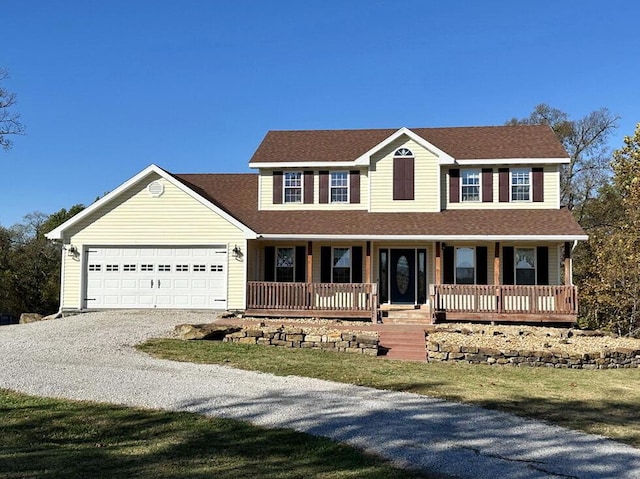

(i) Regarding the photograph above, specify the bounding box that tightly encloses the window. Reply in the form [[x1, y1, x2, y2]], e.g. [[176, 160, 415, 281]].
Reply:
[[141, 264, 153, 272], [276, 247, 295, 282], [176, 265, 189, 272], [330, 171, 348, 203], [123, 264, 136, 272], [158, 265, 171, 272], [106, 264, 119, 272], [511, 169, 531, 201], [284, 172, 302, 203], [88, 264, 101, 272], [211, 265, 223, 272], [455, 247, 475, 284], [332, 247, 351, 283], [461, 170, 480, 202], [515, 248, 536, 285], [193, 265, 206, 272]]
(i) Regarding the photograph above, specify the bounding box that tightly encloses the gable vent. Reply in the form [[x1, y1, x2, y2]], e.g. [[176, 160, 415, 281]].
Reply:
[[147, 181, 164, 197]]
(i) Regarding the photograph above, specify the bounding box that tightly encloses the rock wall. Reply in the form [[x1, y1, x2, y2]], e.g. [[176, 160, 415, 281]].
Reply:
[[222, 326, 379, 356], [426, 339, 640, 369]]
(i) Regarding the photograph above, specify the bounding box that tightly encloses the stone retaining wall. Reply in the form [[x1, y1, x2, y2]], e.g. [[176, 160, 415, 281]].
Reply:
[[426, 339, 640, 369], [223, 326, 379, 356]]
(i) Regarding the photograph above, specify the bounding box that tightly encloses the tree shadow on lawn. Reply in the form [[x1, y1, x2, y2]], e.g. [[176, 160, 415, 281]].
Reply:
[[0, 392, 429, 479]]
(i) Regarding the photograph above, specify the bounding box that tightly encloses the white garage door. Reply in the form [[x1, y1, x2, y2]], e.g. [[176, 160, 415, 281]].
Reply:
[[85, 247, 228, 309]]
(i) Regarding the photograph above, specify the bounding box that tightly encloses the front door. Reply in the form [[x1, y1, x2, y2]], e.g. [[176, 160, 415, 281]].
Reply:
[[390, 249, 415, 303]]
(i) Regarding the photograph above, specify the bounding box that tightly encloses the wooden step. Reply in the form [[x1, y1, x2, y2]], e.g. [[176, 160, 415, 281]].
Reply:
[[378, 330, 426, 361]]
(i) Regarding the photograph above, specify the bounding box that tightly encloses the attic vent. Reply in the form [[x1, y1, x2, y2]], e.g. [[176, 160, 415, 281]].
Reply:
[[147, 181, 164, 197]]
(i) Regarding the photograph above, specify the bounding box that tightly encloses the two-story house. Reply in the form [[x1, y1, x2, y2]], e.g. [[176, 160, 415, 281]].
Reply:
[[47, 125, 587, 323]]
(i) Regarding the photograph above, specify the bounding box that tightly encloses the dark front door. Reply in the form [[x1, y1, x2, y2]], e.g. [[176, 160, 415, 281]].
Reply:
[[390, 249, 415, 303]]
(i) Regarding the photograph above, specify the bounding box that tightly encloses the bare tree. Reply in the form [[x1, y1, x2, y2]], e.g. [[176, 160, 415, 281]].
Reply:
[[0, 68, 26, 150], [506, 104, 619, 221]]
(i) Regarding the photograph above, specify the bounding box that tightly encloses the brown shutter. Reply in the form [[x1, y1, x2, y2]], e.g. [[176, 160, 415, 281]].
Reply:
[[533, 167, 544, 202], [503, 246, 514, 285], [349, 170, 360, 204], [476, 246, 488, 284], [443, 246, 454, 284], [304, 170, 314, 204], [295, 246, 306, 282], [319, 171, 329, 203], [499, 168, 509, 202], [537, 246, 549, 285], [351, 246, 363, 282], [449, 169, 460, 203], [264, 246, 275, 281], [393, 157, 414, 200], [273, 171, 283, 204], [320, 246, 331, 282], [482, 168, 493, 202]]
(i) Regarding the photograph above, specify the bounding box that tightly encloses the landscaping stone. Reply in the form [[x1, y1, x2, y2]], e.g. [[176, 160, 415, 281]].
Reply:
[[19, 313, 44, 324], [174, 324, 241, 340]]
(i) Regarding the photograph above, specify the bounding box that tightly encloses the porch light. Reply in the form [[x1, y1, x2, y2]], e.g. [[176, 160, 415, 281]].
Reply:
[[232, 245, 243, 259]]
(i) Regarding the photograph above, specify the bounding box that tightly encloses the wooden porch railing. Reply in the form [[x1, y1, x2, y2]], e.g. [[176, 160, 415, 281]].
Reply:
[[246, 281, 378, 319], [431, 284, 578, 315]]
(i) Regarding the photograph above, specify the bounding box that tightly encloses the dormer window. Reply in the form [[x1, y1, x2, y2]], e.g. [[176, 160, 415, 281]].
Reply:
[[284, 171, 302, 203], [330, 171, 348, 203]]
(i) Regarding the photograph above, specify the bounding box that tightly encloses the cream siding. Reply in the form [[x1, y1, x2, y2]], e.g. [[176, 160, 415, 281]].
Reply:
[[369, 137, 440, 212], [258, 169, 369, 210], [61, 173, 247, 310], [442, 165, 561, 210]]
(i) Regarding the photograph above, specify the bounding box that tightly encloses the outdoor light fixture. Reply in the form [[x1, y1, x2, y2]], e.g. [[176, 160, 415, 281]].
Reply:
[[232, 245, 243, 258]]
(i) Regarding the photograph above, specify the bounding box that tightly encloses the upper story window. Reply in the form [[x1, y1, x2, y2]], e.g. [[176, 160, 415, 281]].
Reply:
[[511, 168, 531, 201], [393, 148, 415, 200], [330, 171, 348, 203], [284, 172, 302, 203], [461, 170, 480, 202]]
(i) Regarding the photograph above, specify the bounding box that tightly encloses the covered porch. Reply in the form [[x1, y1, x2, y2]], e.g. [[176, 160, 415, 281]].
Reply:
[[244, 239, 579, 324]]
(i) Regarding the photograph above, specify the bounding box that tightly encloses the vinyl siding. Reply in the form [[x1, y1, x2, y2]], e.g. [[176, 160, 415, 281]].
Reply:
[[369, 137, 440, 212], [61, 173, 247, 310], [442, 165, 561, 210], [259, 169, 369, 210]]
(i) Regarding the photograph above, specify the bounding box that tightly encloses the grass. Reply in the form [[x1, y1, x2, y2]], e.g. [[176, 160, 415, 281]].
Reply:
[[138, 339, 640, 448], [0, 388, 434, 479]]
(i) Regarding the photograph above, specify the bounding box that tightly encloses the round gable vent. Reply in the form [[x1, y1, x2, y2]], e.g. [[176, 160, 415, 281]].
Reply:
[[147, 181, 164, 197]]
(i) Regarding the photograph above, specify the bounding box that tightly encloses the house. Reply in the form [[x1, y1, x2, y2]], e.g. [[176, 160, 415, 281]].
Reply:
[[46, 125, 587, 323]]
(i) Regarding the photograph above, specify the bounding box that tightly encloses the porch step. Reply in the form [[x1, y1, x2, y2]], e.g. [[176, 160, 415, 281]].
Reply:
[[381, 309, 434, 325], [378, 330, 427, 361]]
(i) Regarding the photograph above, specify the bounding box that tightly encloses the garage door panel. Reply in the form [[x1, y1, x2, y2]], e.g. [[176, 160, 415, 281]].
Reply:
[[86, 247, 228, 309]]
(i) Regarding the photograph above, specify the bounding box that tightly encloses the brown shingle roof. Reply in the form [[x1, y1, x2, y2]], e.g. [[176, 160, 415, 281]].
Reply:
[[174, 173, 586, 238], [249, 125, 569, 163]]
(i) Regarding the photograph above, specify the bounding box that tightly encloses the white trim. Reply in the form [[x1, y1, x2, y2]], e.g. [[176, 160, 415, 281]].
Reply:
[[456, 157, 569, 165], [355, 127, 456, 166], [250, 161, 355, 168], [259, 234, 589, 241], [45, 164, 258, 240]]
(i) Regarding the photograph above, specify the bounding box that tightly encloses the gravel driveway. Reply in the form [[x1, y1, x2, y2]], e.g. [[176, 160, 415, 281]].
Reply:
[[1, 310, 639, 479]]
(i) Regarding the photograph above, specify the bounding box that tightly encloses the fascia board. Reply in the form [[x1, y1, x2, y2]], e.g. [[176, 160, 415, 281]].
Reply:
[[258, 234, 589, 241], [45, 164, 258, 240], [456, 157, 570, 165], [249, 161, 356, 169]]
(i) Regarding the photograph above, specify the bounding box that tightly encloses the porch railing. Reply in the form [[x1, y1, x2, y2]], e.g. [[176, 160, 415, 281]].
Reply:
[[431, 284, 577, 315], [247, 281, 378, 315]]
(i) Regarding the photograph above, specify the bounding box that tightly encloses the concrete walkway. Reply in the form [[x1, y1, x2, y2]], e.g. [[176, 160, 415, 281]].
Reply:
[[1, 310, 639, 479]]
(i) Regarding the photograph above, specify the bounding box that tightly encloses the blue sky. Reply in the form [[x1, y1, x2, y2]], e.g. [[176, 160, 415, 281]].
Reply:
[[2, 1, 638, 227]]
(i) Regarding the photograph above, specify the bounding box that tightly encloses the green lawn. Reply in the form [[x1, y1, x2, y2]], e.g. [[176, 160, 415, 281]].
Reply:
[[0, 389, 434, 479], [139, 339, 640, 447]]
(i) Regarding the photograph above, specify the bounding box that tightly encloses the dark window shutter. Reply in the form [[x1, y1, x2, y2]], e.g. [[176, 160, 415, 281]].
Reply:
[[537, 246, 549, 285], [482, 168, 493, 202], [443, 246, 454, 284], [264, 246, 275, 281], [320, 246, 331, 282], [476, 246, 488, 285], [351, 246, 363, 283], [319, 171, 329, 204], [349, 170, 360, 204], [499, 168, 509, 202], [503, 246, 514, 285], [393, 157, 414, 200], [295, 246, 306, 282], [533, 167, 544, 202], [304, 171, 314, 204], [273, 171, 283, 204], [449, 169, 460, 203]]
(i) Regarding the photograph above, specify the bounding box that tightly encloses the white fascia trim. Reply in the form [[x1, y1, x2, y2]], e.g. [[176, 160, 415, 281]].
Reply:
[[456, 157, 570, 165], [258, 234, 589, 241], [354, 127, 456, 166], [249, 161, 356, 168], [45, 164, 258, 240]]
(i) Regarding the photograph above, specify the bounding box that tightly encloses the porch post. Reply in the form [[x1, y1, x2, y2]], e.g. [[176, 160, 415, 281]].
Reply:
[[307, 241, 313, 283], [365, 241, 371, 283], [564, 242, 572, 286], [493, 242, 501, 285], [435, 242, 441, 283]]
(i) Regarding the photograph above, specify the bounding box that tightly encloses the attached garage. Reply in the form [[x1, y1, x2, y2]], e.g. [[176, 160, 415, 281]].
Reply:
[[85, 246, 228, 309]]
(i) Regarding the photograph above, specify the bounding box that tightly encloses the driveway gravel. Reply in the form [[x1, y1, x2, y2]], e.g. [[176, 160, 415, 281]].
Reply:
[[1, 310, 639, 479]]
